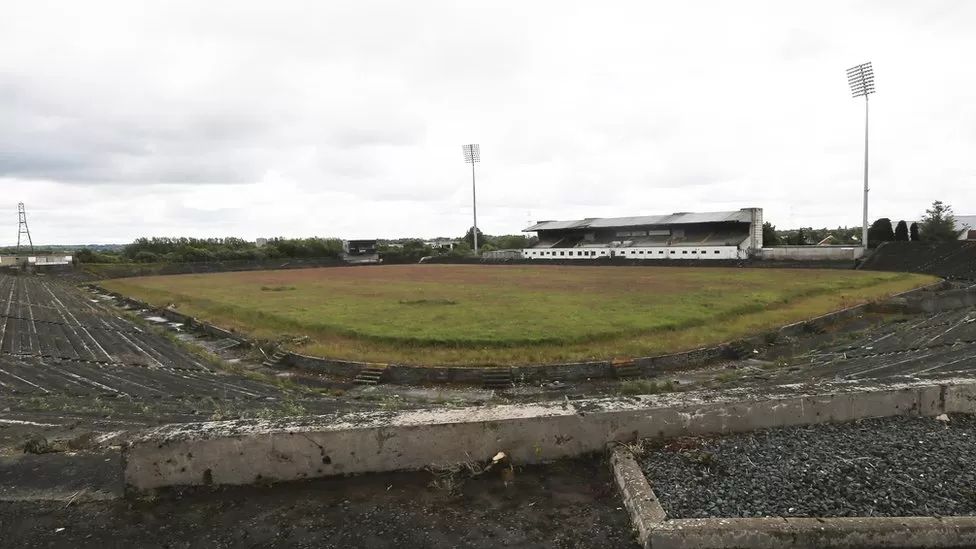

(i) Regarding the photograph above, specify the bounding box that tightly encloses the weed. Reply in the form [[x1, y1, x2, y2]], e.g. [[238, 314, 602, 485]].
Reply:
[[619, 440, 648, 457], [619, 379, 675, 396], [714, 370, 742, 384], [426, 461, 483, 496]]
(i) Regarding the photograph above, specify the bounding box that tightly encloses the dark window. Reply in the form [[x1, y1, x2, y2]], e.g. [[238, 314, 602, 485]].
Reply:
[[682, 250, 688, 254], [714, 250, 720, 254], [560, 251, 565, 256], [658, 251, 664, 254]]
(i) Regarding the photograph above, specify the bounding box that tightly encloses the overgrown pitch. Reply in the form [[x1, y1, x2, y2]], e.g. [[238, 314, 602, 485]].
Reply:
[[101, 265, 934, 366]]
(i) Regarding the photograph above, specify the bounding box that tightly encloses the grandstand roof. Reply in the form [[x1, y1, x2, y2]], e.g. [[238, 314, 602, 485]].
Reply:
[[524, 210, 754, 232]]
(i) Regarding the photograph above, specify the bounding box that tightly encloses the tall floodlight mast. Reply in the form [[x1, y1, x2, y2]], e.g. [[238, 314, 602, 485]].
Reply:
[[462, 144, 481, 254], [16, 202, 33, 254], [847, 61, 876, 250]]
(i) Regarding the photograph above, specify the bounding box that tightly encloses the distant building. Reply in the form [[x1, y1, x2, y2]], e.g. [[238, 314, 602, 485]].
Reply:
[[343, 239, 377, 255], [342, 239, 380, 264], [954, 216, 976, 240], [425, 238, 459, 251], [255, 238, 268, 248], [522, 208, 763, 260], [0, 253, 74, 271]]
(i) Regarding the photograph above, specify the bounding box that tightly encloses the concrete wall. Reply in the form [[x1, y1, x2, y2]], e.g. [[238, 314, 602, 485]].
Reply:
[[0, 254, 73, 266], [522, 246, 741, 260], [884, 285, 976, 314], [482, 250, 522, 261], [761, 246, 864, 261], [744, 207, 763, 252], [123, 377, 975, 492]]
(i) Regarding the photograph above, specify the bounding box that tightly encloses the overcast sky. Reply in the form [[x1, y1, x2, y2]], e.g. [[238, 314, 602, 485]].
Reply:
[[1, 1, 973, 245]]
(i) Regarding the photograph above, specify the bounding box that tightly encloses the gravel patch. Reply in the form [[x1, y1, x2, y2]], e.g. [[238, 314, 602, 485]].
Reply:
[[640, 414, 976, 518]]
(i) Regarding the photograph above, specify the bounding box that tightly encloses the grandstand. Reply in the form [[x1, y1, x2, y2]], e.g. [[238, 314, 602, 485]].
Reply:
[[521, 208, 763, 260]]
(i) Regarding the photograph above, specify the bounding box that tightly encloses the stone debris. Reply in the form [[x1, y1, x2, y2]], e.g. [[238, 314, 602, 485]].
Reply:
[[641, 414, 976, 518]]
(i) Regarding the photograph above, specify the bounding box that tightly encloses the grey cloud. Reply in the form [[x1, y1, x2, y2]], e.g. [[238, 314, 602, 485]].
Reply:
[[1, 0, 975, 244]]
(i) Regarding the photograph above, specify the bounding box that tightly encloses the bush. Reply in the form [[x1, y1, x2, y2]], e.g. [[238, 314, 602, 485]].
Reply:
[[867, 218, 895, 248], [134, 251, 161, 263], [894, 220, 909, 241]]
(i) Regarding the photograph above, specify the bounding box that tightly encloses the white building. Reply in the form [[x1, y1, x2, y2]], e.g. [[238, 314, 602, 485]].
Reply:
[[521, 208, 763, 261]]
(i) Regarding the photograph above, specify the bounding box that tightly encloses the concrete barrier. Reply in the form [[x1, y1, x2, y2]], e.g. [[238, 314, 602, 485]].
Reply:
[[761, 246, 864, 261], [123, 377, 976, 492], [646, 517, 976, 548], [610, 445, 665, 548]]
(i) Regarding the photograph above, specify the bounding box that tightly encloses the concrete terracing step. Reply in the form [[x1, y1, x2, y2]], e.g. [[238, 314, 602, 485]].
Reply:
[[353, 364, 388, 385], [482, 368, 513, 389], [261, 349, 288, 368], [612, 359, 639, 379], [212, 338, 242, 352]]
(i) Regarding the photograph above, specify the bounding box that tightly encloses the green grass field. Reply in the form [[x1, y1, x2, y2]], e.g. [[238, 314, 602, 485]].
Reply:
[[100, 265, 935, 366]]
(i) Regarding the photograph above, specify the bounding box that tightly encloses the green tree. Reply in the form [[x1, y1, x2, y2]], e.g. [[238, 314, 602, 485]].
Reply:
[[75, 248, 94, 263], [446, 241, 473, 257], [762, 222, 780, 246], [867, 218, 894, 248], [910, 222, 920, 241], [894, 220, 909, 241], [462, 227, 486, 250], [494, 234, 529, 250], [919, 200, 958, 241], [378, 240, 432, 263], [785, 228, 807, 245]]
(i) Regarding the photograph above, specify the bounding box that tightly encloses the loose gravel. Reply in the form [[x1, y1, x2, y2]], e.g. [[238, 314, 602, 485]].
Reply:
[[640, 414, 976, 518]]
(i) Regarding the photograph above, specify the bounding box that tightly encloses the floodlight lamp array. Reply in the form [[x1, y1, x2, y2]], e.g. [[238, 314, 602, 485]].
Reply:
[[847, 62, 876, 98], [462, 144, 481, 163]]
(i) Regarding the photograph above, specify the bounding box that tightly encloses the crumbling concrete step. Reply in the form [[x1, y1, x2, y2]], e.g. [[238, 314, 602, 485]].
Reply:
[[261, 349, 288, 368], [212, 338, 242, 352], [482, 369, 513, 389], [353, 364, 388, 385], [612, 359, 639, 379]]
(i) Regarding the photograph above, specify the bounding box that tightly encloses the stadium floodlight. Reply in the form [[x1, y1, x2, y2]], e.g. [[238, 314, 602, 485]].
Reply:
[[462, 144, 481, 253], [847, 61, 876, 250]]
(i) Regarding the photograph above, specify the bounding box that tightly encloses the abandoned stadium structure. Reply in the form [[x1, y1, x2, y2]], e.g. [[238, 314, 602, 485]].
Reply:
[[520, 208, 763, 260]]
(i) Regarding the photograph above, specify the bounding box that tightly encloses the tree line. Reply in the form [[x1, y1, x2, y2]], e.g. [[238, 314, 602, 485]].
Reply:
[[76, 236, 345, 264], [76, 231, 537, 264], [377, 228, 536, 263], [763, 200, 960, 247]]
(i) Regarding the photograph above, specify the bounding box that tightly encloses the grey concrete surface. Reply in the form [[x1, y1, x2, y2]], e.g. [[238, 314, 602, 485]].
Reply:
[[648, 516, 976, 548], [123, 377, 976, 492], [609, 445, 665, 548]]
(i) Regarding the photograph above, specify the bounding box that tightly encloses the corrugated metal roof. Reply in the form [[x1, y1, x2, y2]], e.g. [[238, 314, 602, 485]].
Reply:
[[524, 210, 755, 232]]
